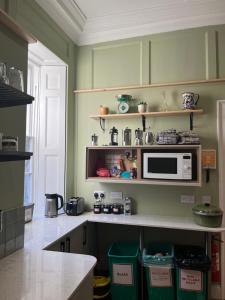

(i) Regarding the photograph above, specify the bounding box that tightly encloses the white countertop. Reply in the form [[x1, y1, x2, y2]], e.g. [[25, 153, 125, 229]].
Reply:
[[0, 212, 224, 300]]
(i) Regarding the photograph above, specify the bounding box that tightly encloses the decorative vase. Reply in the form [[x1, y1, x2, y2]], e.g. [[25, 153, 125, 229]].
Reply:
[[138, 104, 147, 113]]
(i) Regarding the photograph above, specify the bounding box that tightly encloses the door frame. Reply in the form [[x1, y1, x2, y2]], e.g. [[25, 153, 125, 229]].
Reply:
[[217, 100, 225, 299]]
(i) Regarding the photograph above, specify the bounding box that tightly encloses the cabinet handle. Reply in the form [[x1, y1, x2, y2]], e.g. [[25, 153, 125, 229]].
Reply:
[[83, 225, 87, 246], [60, 241, 65, 252], [66, 237, 70, 253]]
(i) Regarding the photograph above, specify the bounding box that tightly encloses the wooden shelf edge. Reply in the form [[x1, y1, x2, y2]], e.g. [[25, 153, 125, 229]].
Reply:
[[0, 9, 37, 44], [89, 109, 203, 120], [86, 177, 201, 187], [87, 145, 201, 150], [74, 78, 225, 94]]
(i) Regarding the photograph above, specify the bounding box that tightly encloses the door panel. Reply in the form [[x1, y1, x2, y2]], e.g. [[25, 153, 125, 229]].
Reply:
[[38, 66, 66, 211]]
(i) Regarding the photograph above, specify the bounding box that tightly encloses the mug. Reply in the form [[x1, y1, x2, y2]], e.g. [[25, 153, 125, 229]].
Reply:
[[182, 92, 199, 109]]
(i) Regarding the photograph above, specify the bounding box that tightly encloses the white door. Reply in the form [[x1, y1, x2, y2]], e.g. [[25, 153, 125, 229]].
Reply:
[[38, 66, 66, 213]]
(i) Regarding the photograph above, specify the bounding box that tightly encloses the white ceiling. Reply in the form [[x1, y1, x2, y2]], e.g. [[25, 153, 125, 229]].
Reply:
[[35, 0, 225, 45]]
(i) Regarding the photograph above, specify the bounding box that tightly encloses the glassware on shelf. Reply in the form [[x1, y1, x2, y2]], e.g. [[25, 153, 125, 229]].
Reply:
[[8, 67, 24, 91], [161, 91, 168, 112], [0, 62, 9, 84]]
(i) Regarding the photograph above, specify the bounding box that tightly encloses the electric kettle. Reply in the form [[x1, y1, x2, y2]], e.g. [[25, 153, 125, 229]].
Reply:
[[45, 193, 64, 218]]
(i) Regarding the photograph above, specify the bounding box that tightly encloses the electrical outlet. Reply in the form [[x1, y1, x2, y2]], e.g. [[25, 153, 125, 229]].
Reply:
[[180, 195, 195, 204], [202, 195, 211, 204], [110, 192, 123, 201], [93, 191, 105, 200]]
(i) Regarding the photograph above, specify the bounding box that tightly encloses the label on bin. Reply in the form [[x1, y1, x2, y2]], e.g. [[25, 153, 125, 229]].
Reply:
[[112, 263, 133, 285], [149, 266, 172, 287], [180, 269, 203, 292]]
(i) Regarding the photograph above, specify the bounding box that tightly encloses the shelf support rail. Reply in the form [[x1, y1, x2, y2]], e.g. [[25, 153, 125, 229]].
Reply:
[[142, 115, 146, 132], [190, 112, 194, 131], [99, 117, 105, 132]]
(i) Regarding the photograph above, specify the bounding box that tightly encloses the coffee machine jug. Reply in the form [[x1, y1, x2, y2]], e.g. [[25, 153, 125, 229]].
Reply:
[[122, 127, 131, 146], [134, 128, 143, 145], [109, 126, 118, 146], [145, 127, 154, 145], [45, 193, 64, 217]]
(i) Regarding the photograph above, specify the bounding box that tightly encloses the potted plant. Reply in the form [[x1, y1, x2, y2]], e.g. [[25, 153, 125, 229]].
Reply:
[[137, 102, 147, 113]]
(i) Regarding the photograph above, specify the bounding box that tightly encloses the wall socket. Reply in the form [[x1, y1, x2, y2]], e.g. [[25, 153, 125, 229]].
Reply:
[[110, 192, 123, 201], [93, 191, 105, 200], [180, 195, 195, 204]]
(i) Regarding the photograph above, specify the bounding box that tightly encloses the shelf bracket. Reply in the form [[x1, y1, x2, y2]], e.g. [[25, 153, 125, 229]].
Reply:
[[99, 117, 105, 132], [190, 112, 194, 131], [142, 115, 146, 132]]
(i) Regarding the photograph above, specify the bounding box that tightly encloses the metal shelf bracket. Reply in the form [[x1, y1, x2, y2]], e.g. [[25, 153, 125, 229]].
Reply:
[[142, 115, 146, 132], [190, 112, 194, 130], [99, 117, 105, 132]]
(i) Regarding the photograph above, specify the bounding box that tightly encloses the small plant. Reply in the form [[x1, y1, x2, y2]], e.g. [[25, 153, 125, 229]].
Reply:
[[138, 101, 147, 105]]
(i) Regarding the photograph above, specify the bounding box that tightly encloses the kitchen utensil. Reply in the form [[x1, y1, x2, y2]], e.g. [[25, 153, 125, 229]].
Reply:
[[116, 94, 132, 114], [2, 136, 18, 151], [45, 193, 64, 217], [65, 197, 85, 216], [0, 62, 9, 84], [109, 126, 118, 145], [122, 127, 131, 146], [182, 92, 199, 109], [192, 203, 223, 227], [91, 134, 98, 146], [99, 106, 109, 115], [145, 127, 154, 145], [96, 168, 110, 177], [8, 67, 24, 91], [134, 128, 143, 145]]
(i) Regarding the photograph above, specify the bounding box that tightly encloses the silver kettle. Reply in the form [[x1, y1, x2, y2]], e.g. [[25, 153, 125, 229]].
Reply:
[[45, 193, 64, 218]]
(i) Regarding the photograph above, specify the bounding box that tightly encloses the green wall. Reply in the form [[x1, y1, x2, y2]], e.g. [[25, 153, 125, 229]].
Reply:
[[75, 25, 225, 217], [0, 0, 76, 209]]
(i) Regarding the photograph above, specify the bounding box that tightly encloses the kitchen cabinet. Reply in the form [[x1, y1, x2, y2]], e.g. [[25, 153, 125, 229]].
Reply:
[[46, 222, 96, 256], [0, 82, 34, 161], [86, 144, 202, 186]]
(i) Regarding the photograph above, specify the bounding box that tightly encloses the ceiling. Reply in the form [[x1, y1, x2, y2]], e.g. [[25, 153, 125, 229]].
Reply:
[[35, 0, 225, 45]]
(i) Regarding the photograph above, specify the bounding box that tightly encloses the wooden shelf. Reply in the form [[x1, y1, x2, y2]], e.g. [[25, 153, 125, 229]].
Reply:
[[0, 8, 36, 44], [89, 109, 203, 120], [0, 82, 34, 107], [0, 151, 33, 162], [86, 177, 201, 187], [74, 78, 225, 94]]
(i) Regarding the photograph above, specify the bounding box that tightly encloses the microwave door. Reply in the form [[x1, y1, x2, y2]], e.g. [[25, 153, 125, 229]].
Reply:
[[143, 153, 183, 179]]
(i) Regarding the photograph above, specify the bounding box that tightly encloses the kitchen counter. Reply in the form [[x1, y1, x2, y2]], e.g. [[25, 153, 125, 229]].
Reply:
[[0, 212, 224, 300]]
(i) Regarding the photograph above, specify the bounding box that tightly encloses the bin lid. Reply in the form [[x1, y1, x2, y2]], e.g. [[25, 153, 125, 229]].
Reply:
[[192, 203, 223, 217], [93, 276, 110, 288]]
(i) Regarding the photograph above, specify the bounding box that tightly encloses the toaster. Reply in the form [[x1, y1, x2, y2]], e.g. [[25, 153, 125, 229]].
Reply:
[[65, 197, 85, 216]]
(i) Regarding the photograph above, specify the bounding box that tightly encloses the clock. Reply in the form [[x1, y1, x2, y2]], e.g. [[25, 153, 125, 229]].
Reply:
[[118, 101, 129, 114]]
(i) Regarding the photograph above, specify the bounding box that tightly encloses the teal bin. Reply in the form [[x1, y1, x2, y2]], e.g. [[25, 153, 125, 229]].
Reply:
[[175, 245, 211, 300], [108, 242, 140, 300], [143, 243, 175, 300]]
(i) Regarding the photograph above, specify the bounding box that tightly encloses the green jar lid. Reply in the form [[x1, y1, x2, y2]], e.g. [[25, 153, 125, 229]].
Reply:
[[192, 203, 223, 217]]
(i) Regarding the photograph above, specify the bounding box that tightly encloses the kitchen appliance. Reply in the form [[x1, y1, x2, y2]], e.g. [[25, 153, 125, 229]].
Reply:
[[116, 94, 132, 114], [182, 92, 199, 109], [142, 152, 192, 180], [91, 134, 98, 146], [134, 128, 143, 145], [65, 197, 85, 216], [122, 127, 131, 146], [145, 127, 154, 145], [192, 203, 223, 227], [124, 197, 133, 215], [109, 126, 118, 146], [45, 193, 63, 217], [2, 136, 18, 151]]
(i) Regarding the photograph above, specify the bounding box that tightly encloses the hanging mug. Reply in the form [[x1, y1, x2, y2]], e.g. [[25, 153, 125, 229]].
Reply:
[[182, 92, 199, 109]]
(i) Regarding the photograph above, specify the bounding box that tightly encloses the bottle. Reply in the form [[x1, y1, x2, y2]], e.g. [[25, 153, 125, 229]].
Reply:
[[124, 197, 132, 215]]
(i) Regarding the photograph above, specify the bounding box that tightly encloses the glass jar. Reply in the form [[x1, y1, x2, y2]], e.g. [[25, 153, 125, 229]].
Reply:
[[0, 62, 9, 84]]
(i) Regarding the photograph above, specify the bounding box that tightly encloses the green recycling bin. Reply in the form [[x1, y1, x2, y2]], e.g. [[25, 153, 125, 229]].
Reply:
[[143, 243, 175, 300], [108, 242, 140, 300], [175, 245, 211, 300]]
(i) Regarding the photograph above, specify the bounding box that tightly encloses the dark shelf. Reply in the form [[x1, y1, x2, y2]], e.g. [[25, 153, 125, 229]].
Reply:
[[0, 151, 33, 162], [0, 82, 34, 107]]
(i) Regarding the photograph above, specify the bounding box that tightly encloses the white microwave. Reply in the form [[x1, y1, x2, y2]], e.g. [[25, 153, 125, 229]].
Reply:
[[142, 152, 192, 180]]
